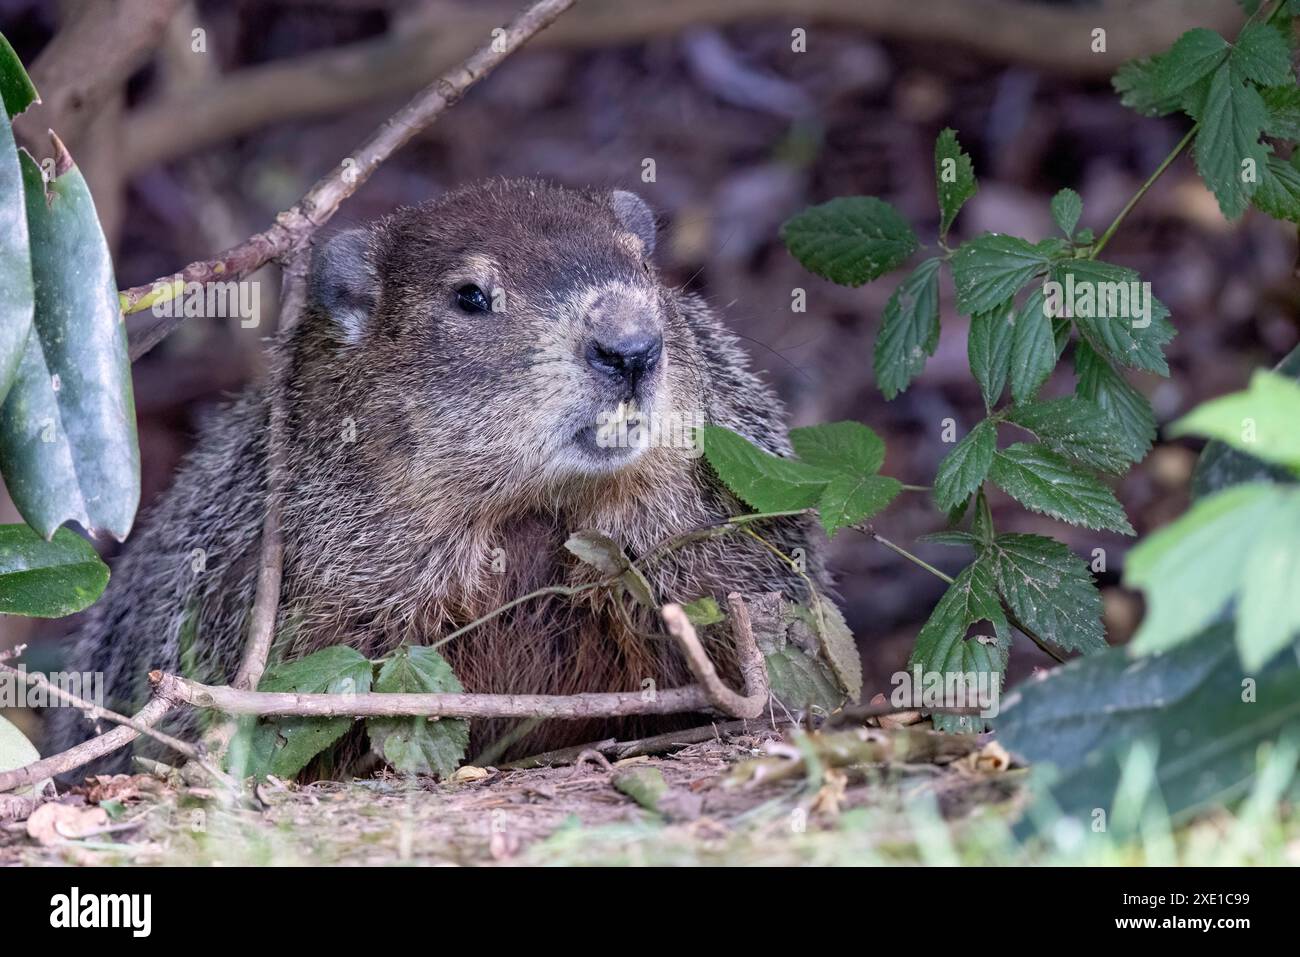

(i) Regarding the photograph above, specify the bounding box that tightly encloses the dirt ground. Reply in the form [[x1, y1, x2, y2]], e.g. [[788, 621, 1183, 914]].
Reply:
[[1, 723, 1023, 866]]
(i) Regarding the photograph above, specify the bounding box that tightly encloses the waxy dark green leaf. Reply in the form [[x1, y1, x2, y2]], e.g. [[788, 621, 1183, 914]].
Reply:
[[0, 150, 139, 540], [0, 523, 108, 617]]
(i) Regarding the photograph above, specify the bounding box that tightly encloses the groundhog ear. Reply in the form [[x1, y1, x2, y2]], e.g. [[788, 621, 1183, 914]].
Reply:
[[310, 228, 377, 344], [610, 190, 656, 258]]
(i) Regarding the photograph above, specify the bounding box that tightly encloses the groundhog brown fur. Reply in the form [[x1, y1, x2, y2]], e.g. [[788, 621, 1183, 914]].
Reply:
[[50, 178, 834, 774]]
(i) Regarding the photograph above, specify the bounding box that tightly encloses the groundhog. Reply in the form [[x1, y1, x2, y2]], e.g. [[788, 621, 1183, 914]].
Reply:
[[50, 178, 832, 774]]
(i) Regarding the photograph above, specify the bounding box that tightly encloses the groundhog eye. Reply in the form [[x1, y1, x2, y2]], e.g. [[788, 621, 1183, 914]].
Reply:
[[455, 284, 491, 314]]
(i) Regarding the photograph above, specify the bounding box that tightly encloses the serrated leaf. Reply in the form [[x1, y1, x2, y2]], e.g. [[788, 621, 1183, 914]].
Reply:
[[918, 530, 982, 548], [0, 103, 32, 407], [1192, 64, 1269, 220], [794, 593, 861, 703], [0, 149, 139, 541], [765, 645, 846, 713], [817, 473, 900, 538], [1253, 153, 1300, 223], [1049, 259, 1174, 375], [239, 646, 374, 780], [1262, 84, 1300, 139], [932, 418, 996, 513], [1172, 369, 1300, 473], [1008, 396, 1140, 473], [780, 197, 918, 287], [367, 645, 469, 778], [1126, 482, 1296, 669], [0, 523, 108, 617], [564, 529, 656, 607], [967, 299, 1015, 410], [934, 128, 977, 239], [702, 424, 835, 513], [951, 234, 1050, 316], [907, 561, 1009, 734], [985, 533, 1106, 654], [873, 257, 941, 400], [789, 420, 886, 475], [1010, 286, 1056, 403], [0, 33, 38, 119], [1156, 28, 1230, 105], [681, 596, 725, 627], [1050, 188, 1082, 238], [1230, 22, 1293, 87], [1074, 341, 1156, 462], [989, 443, 1134, 534], [1112, 55, 1182, 118]]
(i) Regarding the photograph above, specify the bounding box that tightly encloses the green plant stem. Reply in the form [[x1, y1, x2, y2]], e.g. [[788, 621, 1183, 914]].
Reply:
[[1089, 124, 1197, 260], [857, 526, 954, 584]]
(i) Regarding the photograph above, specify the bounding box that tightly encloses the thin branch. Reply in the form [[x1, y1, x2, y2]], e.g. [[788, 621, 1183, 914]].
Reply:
[[661, 596, 767, 720], [122, 0, 579, 356], [0, 695, 176, 794]]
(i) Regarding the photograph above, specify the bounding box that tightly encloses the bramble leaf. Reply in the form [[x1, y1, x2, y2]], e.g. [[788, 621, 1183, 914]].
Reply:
[[935, 128, 977, 239], [781, 197, 918, 287], [968, 299, 1015, 410], [1050, 188, 1083, 238], [985, 533, 1106, 654], [1007, 396, 1141, 474], [951, 234, 1051, 315], [367, 645, 469, 778], [1170, 369, 1300, 473], [874, 257, 942, 400], [989, 443, 1134, 534], [1074, 342, 1157, 462], [932, 418, 996, 513]]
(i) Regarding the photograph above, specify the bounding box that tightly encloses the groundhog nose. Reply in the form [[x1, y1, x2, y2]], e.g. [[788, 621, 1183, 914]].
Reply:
[[585, 333, 663, 386]]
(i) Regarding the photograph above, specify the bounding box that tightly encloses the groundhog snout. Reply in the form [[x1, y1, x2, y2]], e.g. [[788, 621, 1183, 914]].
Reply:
[[584, 331, 662, 393]]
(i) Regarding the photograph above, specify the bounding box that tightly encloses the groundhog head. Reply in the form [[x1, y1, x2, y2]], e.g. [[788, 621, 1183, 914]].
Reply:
[[306, 179, 705, 506]]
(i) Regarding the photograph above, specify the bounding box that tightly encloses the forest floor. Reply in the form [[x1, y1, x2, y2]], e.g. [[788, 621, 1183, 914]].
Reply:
[[1, 724, 1028, 866]]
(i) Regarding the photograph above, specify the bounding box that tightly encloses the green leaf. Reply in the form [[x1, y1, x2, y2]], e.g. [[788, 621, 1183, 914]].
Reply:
[[998, 623, 1300, 832], [0, 713, 42, 795], [989, 443, 1134, 534], [1262, 83, 1300, 139], [873, 257, 941, 400], [0, 149, 139, 541], [1125, 482, 1287, 667], [907, 560, 1009, 734], [1007, 396, 1141, 473], [780, 197, 918, 287], [1191, 345, 1300, 497], [0, 99, 32, 407], [796, 592, 861, 703], [932, 418, 996, 513], [1252, 153, 1300, 223], [0, 523, 108, 617], [702, 425, 835, 513], [934, 128, 977, 239], [985, 533, 1106, 654], [1191, 64, 1269, 220], [367, 645, 469, 778], [951, 234, 1050, 316], [1009, 286, 1056, 403], [967, 299, 1015, 411], [563, 529, 656, 607], [1155, 28, 1229, 106], [1049, 259, 1174, 375], [1050, 188, 1082, 238], [918, 530, 981, 548], [681, 596, 725, 627], [1112, 55, 1182, 118], [765, 645, 846, 713], [1074, 341, 1156, 463], [817, 473, 901, 538], [789, 420, 885, 475], [0, 33, 39, 119], [1230, 22, 1294, 88], [1171, 369, 1300, 472], [240, 646, 374, 780]]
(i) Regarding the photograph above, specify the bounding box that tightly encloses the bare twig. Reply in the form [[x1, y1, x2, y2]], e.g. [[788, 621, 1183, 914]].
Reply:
[[661, 598, 767, 720], [154, 670, 715, 719], [121, 0, 579, 354], [0, 695, 176, 794]]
